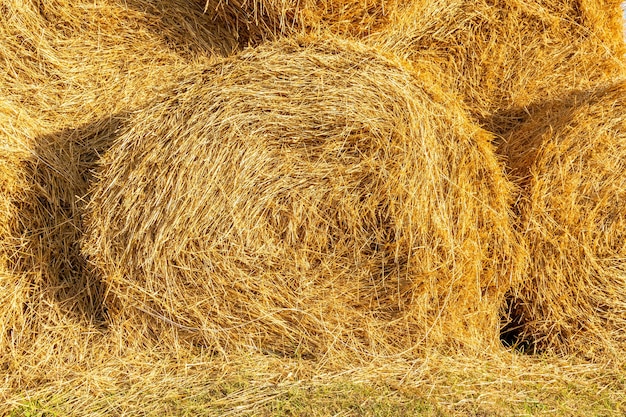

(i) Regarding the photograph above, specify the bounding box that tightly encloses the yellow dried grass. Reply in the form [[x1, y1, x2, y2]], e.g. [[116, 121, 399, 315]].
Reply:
[[372, 0, 626, 133], [1, 0, 625, 412], [83, 36, 522, 360], [202, 0, 406, 40], [499, 80, 626, 358], [0, 0, 237, 370]]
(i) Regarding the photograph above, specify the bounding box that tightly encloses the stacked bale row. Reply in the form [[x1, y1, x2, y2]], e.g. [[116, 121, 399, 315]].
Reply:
[[198, 0, 625, 129], [1, 0, 625, 368]]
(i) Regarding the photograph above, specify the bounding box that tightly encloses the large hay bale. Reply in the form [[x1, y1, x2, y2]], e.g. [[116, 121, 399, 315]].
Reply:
[[372, 0, 625, 134], [499, 81, 626, 358], [83, 36, 522, 359], [202, 0, 405, 40]]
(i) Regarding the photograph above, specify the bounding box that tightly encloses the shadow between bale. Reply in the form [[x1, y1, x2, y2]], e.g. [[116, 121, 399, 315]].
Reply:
[[3, 115, 126, 329]]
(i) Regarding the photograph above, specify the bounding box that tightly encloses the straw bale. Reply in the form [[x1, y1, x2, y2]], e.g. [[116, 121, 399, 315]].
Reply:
[[83, 36, 522, 359], [0, 0, 238, 125], [202, 0, 405, 40], [0, 0, 237, 365], [499, 81, 626, 357], [372, 0, 626, 134]]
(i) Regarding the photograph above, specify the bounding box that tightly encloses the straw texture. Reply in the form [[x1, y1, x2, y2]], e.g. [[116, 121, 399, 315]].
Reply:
[[499, 81, 626, 358], [0, 0, 237, 370], [83, 36, 521, 359], [1, 0, 625, 412], [372, 0, 626, 133], [202, 0, 405, 40]]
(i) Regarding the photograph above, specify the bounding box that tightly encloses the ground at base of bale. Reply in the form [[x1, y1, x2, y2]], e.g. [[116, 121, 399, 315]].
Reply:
[[2, 342, 625, 416]]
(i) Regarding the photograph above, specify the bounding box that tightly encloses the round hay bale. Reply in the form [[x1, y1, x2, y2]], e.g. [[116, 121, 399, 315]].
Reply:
[[372, 0, 626, 134], [203, 0, 406, 40], [499, 81, 626, 358], [83, 36, 522, 359]]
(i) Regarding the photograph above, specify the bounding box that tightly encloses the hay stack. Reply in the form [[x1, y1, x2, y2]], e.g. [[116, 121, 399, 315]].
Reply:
[[372, 0, 625, 134], [499, 81, 626, 358], [83, 36, 522, 359], [202, 0, 405, 40], [0, 0, 238, 124], [0, 0, 237, 366]]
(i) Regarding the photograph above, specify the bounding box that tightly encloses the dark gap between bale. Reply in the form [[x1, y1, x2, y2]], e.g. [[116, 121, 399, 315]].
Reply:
[[499, 291, 536, 354], [83, 36, 523, 361]]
